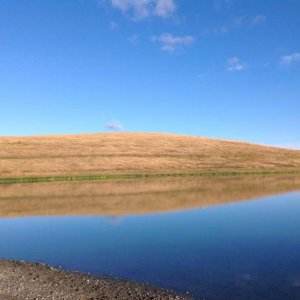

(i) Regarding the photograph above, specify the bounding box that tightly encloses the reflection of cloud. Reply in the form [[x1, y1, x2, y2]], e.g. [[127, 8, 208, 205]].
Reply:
[[227, 57, 246, 71], [280, 53, 300, 67], [151, 33, 195, 52], [106, 216, 124, 226], [234, 273, 253, 287], [104, 120, 125, 131], [111, 0, 176, 20], [290, 277, 300, 287]]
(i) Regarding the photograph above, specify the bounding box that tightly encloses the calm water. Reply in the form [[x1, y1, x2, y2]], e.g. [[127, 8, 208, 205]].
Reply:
[[1, 177, 300, 299]]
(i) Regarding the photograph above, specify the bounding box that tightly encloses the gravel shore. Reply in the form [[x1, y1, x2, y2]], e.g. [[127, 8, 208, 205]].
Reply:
[[0, 260, 190, 300]]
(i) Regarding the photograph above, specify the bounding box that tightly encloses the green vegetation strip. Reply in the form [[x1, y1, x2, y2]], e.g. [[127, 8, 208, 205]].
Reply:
[[1, 169, 300, 184]]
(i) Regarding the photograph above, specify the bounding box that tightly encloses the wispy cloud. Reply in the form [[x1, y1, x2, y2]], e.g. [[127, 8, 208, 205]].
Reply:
[[151, 33, 195, 52], [109, 21, 119, 30], [213, 0, 233, 11], [202, 15, 266, 36], [104, 119, 125, 131], [111, 0, 176, 20], [202, 26, 229, 35], [280, 52, 300, 67], [128, 34, 139, 45], [227, 57, 246, 71], [250, 14, 266, 26]]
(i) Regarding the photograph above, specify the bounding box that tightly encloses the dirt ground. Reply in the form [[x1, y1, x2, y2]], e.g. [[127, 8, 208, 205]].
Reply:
[[0, 260, 189, 300]]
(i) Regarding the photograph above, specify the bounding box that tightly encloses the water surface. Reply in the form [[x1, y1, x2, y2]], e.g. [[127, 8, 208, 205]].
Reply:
[[1, 175, 300, 299]]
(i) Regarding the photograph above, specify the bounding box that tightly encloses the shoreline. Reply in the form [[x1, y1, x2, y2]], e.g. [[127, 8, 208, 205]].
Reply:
[[1, 169, 300, 184], [0, 260, 189, 299]]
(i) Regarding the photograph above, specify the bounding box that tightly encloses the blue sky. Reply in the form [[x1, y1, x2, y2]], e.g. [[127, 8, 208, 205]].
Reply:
[[0, 0, 299, 147]]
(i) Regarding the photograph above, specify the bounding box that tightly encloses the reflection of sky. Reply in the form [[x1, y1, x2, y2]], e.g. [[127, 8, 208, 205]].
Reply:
[[1, 192, 300, 299], [106, 216, 124, 226]]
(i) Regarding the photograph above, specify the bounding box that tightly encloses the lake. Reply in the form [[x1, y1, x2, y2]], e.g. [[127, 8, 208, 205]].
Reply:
[[1, 175, 300, 299]]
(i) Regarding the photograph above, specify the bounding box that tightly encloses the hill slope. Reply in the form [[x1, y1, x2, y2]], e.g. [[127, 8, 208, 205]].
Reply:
[[1, 132, 300, 179]]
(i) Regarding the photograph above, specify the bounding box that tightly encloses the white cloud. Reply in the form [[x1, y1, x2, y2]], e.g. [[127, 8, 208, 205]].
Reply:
[[151, 33, 195, 52], [155, 0, 175, 17], [232, 16, 244, 26], [128, 34, 139, 45], [280, 52, 300, 66], [213, 0, 233, 11], [202, 26, 229, 35], [227, 57, 246, 71], [109, 21, 119, 30], [104, 120, 125, 131], [202, 15, 266, 36], [111, 0, 176, 20], [250, 14, 266, 26]]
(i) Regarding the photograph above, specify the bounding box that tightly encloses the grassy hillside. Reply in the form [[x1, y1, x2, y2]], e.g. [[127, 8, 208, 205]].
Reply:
[[1, 132, 300, 180]]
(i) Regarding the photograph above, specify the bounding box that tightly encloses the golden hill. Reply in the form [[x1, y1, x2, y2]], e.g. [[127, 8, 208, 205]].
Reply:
[[0, 132, 300, 179]]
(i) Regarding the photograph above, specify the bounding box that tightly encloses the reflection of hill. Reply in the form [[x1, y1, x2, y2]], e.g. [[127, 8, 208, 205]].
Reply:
[[1, 175, 300, 218]]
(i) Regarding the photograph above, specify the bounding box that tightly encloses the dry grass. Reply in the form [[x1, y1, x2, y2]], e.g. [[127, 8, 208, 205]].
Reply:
[[1, 174, 300, 217], [1, 132, 300, 179]]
